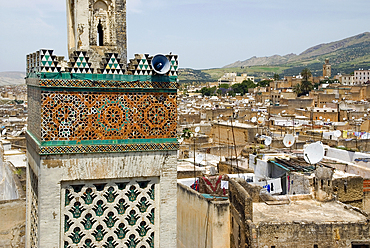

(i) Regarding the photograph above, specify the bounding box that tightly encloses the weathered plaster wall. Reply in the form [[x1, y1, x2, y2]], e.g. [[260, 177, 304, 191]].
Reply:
[[27, 149, 177, 248], [0, 162, 19, 201], [0, 199, 26, 247], [177, 183, 230, 248], [326, 147, 370, 163], [288, 172, 312, 195]]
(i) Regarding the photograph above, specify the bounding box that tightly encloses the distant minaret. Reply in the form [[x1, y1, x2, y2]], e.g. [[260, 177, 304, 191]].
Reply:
[[323, 58, 331, 78], [66, 0, 127, 69]]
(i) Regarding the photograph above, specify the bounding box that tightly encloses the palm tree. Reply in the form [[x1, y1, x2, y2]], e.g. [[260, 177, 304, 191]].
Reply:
[[300, 80, 313, 94], [293, 84, 302, 95], [301, 68, 312, 82]]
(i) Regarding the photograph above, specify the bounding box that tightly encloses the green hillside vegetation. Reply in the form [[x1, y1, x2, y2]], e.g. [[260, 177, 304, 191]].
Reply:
[[178, 32, 370, 83]]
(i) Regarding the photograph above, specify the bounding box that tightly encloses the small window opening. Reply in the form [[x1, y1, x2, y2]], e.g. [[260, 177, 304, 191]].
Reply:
[[314, 245, 318, 248], [97, 20, 104, 46]]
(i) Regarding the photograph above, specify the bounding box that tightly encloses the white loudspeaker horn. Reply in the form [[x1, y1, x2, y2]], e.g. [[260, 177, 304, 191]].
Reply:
[[151, 54, 170, 74]]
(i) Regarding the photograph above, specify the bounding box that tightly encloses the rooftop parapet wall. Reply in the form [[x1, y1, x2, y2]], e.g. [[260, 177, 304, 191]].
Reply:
[[26, 73, 179, 155], [26, 49, 179, 77]]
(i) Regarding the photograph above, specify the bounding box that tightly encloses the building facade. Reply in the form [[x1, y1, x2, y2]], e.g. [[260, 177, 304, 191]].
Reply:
[[25, 0, 179, 247]]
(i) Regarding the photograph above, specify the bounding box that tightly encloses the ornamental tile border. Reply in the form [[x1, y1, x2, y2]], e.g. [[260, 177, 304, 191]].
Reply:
[[38, 79, 179, 89], [38, 143, 179, 155]]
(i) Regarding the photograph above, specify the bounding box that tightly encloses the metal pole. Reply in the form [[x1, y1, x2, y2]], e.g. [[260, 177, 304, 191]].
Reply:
[[230, 111, 239, 176], [194, 135, 196, 185]]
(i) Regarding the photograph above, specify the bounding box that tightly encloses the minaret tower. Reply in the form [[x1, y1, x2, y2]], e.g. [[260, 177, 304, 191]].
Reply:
[[66, 0, 127, 70], [25, 1, 178, 247]]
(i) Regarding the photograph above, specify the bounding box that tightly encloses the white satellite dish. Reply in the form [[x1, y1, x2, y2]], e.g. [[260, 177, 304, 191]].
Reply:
[[195, 126, 200, 133], [2, 129, 6, 136], [195, 154, 203, 164], [257, 117, 265, 125], [334, 130, 341, 138], [304, 141, 324, 165], [178, 137, 184, 143], [251, 117, 257, 123], [264, 136, 272, 146], [283, 134, 295, 147]]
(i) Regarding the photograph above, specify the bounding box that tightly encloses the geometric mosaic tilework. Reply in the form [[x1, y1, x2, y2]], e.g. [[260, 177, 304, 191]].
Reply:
[[100, 53, 126, 75], [127, 54, 179, 77], [166, 54, 178, 77], [40, 91, 177, 142], [37, 79, 179, 89], [62, 178, 156, 248], [127, 54, 153, 76], [27, 86, 42, 141], [29, 166, 39, 248], [27, 49, 62, 73], [38, 143, 179, 155], [67, 51, 94, 74]]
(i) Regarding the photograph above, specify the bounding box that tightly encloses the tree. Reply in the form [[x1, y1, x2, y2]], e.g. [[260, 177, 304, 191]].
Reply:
[[200, 86, 216, 96], [293, 84, 302, 95], [258, 80, 272, 87], [273, 73, 280, 81], [300, 80, 313, 95], [301, 68, 312, 82]]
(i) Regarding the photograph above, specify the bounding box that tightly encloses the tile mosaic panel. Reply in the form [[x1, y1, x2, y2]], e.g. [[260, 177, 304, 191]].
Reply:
[[40, 91, 177, 142], [62, 178, 157, 248], [67, 51, 94, 74], [127, 54, 178, 77], [27, 86, 42, 141], [29, 166, 38, 248], [26, 49, 62, 73], [38, 143, 179, 155], [100, 53, 126, 75], [38, 79, 179, 89], [127, 54, 153, 76]]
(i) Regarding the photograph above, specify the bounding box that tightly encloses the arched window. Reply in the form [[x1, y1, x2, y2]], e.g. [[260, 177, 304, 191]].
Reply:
[[97, 20, 103, 46]]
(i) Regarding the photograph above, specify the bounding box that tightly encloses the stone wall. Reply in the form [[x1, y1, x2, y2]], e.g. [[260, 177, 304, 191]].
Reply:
[[0, 199, 26, 247], [254, 221, 370, 248], [229, 178, 253, 248], [177, 183, 230, 248], [333, 176, 363, 209]]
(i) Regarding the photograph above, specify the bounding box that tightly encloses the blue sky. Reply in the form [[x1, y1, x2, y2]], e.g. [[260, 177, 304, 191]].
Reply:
[[1, 0, 370, 71]]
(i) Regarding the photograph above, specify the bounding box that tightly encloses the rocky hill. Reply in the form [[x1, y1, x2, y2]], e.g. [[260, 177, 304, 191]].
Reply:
[[224, 32, 370, 74], [0, 72, 25, 86]]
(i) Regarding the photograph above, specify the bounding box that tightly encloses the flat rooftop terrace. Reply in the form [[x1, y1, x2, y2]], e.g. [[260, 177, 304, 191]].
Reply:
[[253, 200, 367, 224]]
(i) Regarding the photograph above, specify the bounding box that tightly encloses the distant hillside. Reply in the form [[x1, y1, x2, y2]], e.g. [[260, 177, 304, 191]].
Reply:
[[0, 71, 25, 85], [223, 32, 370, 76], [178, 68, 214, 83]]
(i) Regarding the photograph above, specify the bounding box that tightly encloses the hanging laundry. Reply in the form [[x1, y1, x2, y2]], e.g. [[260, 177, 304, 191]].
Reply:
[[343, 131, 347, 138]]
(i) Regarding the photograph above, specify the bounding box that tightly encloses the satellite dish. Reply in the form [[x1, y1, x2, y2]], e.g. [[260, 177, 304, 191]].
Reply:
[[251, 117, 257, 123], [195, 154, 203, 164], [195, 127, 200, 133], [334, 130, 341, 138], [2, 129, 6, 136], [283, 134, 295, 147], [257, 117, 265, 124], [304, 141, 324, 165], [264, 136, 272, 146], [209, 138, 213, 143], [178, 138, 184, 143]]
